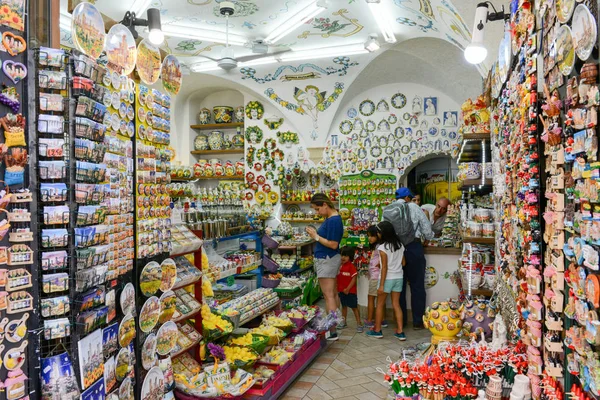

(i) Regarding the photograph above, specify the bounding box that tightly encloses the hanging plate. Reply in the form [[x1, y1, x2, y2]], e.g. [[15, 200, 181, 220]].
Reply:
[[556, 24, 575, 75], [72, 2, 105, 59], [347, 107, 358, 118], [106, 24, 137, 75], [388, 114, 398, 124], [359, 99, 375, 116], [339, 120, 353, 135], [429, 127, 439, 137], [365, 120, 376, 132], [136, 39, 162, 85], [353, 117, 364, 131], [572, 4, 596, 61], [395, 126, 405, 139], [377, 119, 390, 132], [376, 99, 389, 112], [391, 92, 407, 109], [556, 0, 576, 23]]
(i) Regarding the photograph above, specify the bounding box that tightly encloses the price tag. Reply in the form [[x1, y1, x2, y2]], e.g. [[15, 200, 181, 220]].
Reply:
[[227, 275, 235, 286]]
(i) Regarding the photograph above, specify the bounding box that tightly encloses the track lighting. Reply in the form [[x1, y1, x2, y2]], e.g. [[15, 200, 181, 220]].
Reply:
[[121, 7, 164, 45]]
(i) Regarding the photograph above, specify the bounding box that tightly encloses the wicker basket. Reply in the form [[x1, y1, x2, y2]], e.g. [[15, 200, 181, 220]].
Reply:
[[261, 277, 281, 288], [262, 234, 279, 249], [262, 255, 280, 273]]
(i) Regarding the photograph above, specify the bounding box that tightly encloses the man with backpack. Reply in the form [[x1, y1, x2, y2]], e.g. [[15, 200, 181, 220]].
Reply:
[[382, 187, 433, 330]]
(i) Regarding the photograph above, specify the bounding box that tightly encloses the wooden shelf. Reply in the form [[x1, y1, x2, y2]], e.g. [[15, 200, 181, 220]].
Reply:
[[423, 247, 462, 255], [170, 177, 197, 182], [199, 175, 245, 180], [462, 132, 491, 140], [281, 219, 324, 223], [459, 178, 493, 189], [470, 289, 493, 296], [190, 122, 244, 130], [191, 149, 244, 156], [173, 306, 202, 323], [462, 236, 495, 244]]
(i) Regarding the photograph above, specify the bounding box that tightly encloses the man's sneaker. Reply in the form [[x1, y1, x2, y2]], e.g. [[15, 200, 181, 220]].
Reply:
[[413, 324, 425, 330], [364, 320, 374, 328], [356, 325, 364, 333], [366, 330, 383, 338], [394, 332, 407, 341], [325, 331, 339, 341], [382, 320, 389, 328], [337, 319, 347, 329]]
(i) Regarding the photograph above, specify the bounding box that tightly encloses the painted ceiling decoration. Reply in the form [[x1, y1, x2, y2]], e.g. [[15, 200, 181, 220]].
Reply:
[[240, 56, 358, 84]]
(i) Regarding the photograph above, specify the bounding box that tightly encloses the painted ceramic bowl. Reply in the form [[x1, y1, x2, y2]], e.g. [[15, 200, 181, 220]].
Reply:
[[194, 134, 209, 150], [213, 106, 234, 124], [423, 301, 463, 344], [465, 162, 481, 179], [197, 108, 211, 125], [208, 131, 224, 150]]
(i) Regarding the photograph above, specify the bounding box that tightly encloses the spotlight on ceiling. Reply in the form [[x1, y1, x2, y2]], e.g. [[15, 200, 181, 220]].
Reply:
[[364, 33, 380, 52], [464, 1, 509, 65], [121, 7, 164, 45]]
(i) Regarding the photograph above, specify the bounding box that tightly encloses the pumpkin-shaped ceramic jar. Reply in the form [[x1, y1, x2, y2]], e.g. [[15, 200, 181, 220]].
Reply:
[[197, 108, 211, 125], [213, 106, 233, 124], [423, 300, 463, 344], [194, 134, 209, 150], [208, 131, 224, 150]]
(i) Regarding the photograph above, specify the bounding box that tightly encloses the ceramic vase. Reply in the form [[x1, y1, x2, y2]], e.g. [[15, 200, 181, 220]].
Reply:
[[197, 108, 211, 125], [213, 106, 233, 124], [465, 162, 481, 179], [231, 127, 244, 148], [208, 131, 224, 150], [194, 134, 209, 150], [234, 106, 245, 122]]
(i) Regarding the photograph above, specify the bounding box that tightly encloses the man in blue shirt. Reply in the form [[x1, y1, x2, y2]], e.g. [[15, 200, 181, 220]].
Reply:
[[395, 187, 433, 330]]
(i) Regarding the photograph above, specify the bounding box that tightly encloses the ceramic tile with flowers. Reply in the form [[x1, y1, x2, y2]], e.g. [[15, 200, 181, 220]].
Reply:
[[0, 0, 24, 31]]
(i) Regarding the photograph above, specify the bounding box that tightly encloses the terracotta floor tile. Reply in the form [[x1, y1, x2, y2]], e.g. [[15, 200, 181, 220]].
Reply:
[[292, 381, 315, 390], [327, 384, 368, 398], [305, 368, 325, 376]]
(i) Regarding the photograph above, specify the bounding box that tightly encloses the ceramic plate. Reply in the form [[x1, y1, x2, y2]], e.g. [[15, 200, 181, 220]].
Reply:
[[556, 0, 576, 23], [116, 347, 131, 381], [449, 131, 457, 139], [136, 39, 162, 85], [376, 99, 389, 112], [142, 333, 157, 370], [142, 367, 164, 400], [365, 120, 376, 132], [388, 114, 398, 124], [160, 258, 177, 292], [433, 117, 440, 125], [429, 127, 439, 136], [161, 55, 182, 95], [106, 24, 137, 75], [120, 282, 135, 316], [156, 321, 178, 355], [72, 2, 105, 59], [359, 99, 375, 116], [139, 296, 160, 333], [401, 145, 410, 154], [556, 24, 575, 75], [370, 146, 382, 158], [395, 127, 404, 139], [441, 128, 447, 137], [118, 313, 136, 347], [339, 120, 353, 135], [359, 129, 368, 138], [572, 4, 596, 61], [377, 119, 390, 132], [347, 107, 357, 118], [159, 291, 177, 324], [391, 92, 407, 109], [379, 136, 389, 147], [351, 132, 359, 141], [140, 261, 162, 296], [138, 124, 146, 140]]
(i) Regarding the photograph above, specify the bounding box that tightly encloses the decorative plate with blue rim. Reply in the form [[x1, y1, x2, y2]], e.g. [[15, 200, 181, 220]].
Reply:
[[339, 120, 353, 135], [429, 127, 438, 136], [388, 114, 398, 124], [441, 129, 447, 137], [378, 135, 389, 147], [395, 126, 404, 139], [433, 117, 441, 125], [347, 107, 358, 118], [449, 131, 457, 139], [365, 120, 376, 132], [359, 99, 375, 116], [391, 92, 407, 109], [403, 112, 411, 120], [359, 129, 368, 138]]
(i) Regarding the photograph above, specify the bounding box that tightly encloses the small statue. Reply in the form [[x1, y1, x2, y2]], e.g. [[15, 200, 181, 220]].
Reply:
[[491, 314, 507, 350]]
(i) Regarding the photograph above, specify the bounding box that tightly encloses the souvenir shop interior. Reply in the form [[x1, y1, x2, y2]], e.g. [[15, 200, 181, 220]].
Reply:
[[0, 0, 595, 399]]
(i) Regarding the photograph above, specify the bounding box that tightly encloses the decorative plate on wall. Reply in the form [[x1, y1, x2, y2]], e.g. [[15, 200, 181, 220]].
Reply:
[[376, 99, 389, 112], [429, 127, 439, 136], [388, 114, 398, 124], [556, 0, 575, 23], [353, 117, 364, 131], [377, 119, 390, 132], [571, 4, 596, 61], [106, 24, 136, 75], [365, 120, 376, 132], [395, 127, 404, 139], [347, 107, 358, 118], [359, 99, 375, 116], [72, 2, 106, 59], [556, 24, 575, 75], [136, 39, 162, 85], [339, 120, 353, 134], [370, 146, 382, 158], [391, 92, 407, 109]]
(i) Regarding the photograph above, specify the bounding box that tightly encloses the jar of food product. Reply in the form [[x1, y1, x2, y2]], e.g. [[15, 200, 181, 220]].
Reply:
[[482, 223, 495, 238]]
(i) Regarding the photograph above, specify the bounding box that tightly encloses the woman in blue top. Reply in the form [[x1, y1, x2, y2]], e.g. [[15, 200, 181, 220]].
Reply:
[[305, 193, 344, 341]]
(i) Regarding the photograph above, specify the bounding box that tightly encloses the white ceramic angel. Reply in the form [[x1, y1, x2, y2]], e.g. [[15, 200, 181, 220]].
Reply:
[[491, 314, 507, 350]]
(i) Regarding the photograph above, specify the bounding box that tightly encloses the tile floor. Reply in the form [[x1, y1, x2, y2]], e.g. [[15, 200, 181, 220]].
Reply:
[[281, 310, 432, 400]]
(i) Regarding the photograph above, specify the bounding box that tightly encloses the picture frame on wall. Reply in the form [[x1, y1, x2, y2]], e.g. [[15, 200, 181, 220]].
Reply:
[[443, 111, 458, 127], [424, 97, 437, 115]]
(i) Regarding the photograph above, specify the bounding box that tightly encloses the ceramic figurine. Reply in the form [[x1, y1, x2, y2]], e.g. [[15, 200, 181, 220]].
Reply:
[[490, 314, 507, 350], [197, 108, 211, 125]]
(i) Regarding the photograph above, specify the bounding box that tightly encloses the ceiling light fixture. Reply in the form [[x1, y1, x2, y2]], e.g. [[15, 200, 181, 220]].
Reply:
[[190, 62, 221, 73], [265, 0, 328, 44], [464, 1, 509, 64], [364, 33, 380, 52], [280, 43, 368, 62], [121, 7, 164, 45], [367, 0, 396, 44], [160, 25, 248, 47]]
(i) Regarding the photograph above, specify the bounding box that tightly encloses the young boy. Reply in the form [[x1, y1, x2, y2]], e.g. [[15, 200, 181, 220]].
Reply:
[[337, 246, 364, 332]]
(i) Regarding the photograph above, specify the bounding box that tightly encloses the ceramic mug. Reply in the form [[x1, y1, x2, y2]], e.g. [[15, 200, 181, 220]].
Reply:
[[465, 162, 481, 179]]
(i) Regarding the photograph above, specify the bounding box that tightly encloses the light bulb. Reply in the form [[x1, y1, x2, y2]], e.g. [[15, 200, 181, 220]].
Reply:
[[464, 42, 488, 64], [148, 28, 164, 45]]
